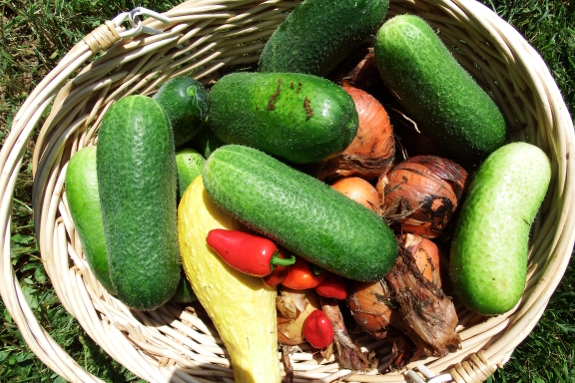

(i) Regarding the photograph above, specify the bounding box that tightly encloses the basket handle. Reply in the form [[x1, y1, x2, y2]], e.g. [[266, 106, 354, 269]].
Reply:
[[82, 7, 171, 54], [0, 8, 171, 383], [405, 351, 496, 383]]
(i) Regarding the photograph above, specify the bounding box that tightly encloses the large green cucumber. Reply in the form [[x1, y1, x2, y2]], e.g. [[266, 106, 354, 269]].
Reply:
[[202, 145, 398, 281], [97, 95, 180, 310], [374, 15, 506, 161], [258, 0, 388, 76], [208, 72, 358, 164], [153, 76, 209, 147], [449, 142, 551, 315], [65, 146, 116, 295]]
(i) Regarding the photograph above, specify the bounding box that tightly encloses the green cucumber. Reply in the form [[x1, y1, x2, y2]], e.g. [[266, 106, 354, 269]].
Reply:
[[176, 148, 205, 199], [153, 76, 209, 147], [208, 72, 358, 164], [191, 125, 225, 158], [449, 142, 551, 315], [65, 147, 116, 295], [202, 145, 398, 281], [97, 95, 180, 310], [374, 15, 506, 161], [171, 269, 197, 304], [258, 0, 388, 76]]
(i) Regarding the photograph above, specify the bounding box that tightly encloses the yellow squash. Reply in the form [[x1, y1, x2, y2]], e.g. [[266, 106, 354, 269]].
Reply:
[[178, 176, 281, 383]]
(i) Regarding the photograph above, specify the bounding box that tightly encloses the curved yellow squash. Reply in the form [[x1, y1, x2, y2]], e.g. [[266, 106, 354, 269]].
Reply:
[[178, 176, 281, 383]]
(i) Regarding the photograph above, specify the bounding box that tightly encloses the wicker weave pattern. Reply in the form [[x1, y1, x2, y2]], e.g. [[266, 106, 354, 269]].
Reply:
[[1, 0, 574, 382]]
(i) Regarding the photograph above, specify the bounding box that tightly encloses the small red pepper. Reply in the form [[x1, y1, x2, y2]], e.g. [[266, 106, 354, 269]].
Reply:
[[315, 275, 348, 300], [303, 310, 334, 349], [263, 247, 291, 287], [206, 229, 295, 277], [281, 257, 327, 290]]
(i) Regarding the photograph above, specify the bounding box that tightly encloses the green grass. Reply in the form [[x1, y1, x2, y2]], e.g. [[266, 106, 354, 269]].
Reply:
[[1, 0, 574, 382]]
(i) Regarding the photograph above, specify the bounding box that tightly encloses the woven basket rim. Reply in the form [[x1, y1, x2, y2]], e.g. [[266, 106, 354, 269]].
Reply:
[[1, 0, 574, 382]]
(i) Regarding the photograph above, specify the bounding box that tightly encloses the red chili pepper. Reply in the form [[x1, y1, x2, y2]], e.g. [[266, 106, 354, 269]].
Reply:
[[315, 275, 348, 300], [303, 310, 334, 349], [206, 229, 295, 277], [281, 257, 327, 290], [263, 248, 291, 287]]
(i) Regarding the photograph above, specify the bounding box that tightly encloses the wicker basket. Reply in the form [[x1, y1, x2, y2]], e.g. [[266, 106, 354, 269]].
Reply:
[[1, 0, 574, 382]]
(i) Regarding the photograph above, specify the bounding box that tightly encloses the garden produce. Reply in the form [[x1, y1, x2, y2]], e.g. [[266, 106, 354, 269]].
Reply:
[[206, 229, 295, 277], [329, 45, 381, 93], [386, 249, 460, 357], [277, 287, 321, 345], [170, 269, 197, 304], [381, 155, 468, 238], [374, 15, 506, 161], [191, 125, 225, 158], [312, 80, 394, 181], [450, 142, 551, 315], [258, 0, 389, 77], [315, 275, 347, 300], [347, 279, 405, 340], [263, 248, 292, 287], [331, 176, 380, 212], [402, 233, 442, 288], [208, 72, 358, 164], [178, 176, 281, 383], [175, 148, 205, 199], [152, 76, 209, 147], [303, 310, 334, 349], [321, 298, 371, 370], [65, 147, 115, 295], [281, 257, 327, 290], [202, 145, 398, 281], [96, 95, 180, 310]]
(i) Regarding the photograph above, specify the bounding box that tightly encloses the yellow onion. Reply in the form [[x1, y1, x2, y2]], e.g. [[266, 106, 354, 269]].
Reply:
[[310, 81, 395, 181], [331, 176, 380, 212], [380, 155, 468, 238], [347, 279, 405, 340], [401, 233, 442, 288]]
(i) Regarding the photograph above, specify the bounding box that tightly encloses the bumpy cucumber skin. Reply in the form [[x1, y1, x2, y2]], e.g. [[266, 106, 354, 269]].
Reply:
[[153, 76, 209, 147], [449, 142, 551, 315], [202, 145, 398, 281], [258, 0, 388, 76], [208, 72, 358, 164], [97, 95, 180, 310], [65, 147, 116, 295], [176, 148, 205, 199], [374, 15, 506, 161]]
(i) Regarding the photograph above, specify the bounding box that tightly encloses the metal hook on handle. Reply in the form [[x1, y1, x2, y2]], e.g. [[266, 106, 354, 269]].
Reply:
[[111, 7, 171, 38]]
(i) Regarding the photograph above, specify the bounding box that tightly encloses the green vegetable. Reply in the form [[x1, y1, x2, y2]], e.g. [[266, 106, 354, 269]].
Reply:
[[450, 142, 551, 315], [202, 145, 398, 281], [65, 146, 116, 295], [153, 76, 209, 147], [97, 95, 180, 310], [191, 125, 225, 158], [374, 15, 506, 161], [175, 148, 205, 199], [258, 0, 389, 77], [208, 72, 358, 164], [171, 269, 197, 304]]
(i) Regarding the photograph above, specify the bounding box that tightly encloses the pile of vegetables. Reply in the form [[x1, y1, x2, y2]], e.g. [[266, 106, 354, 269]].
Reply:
[[64, 0, 552, 381]]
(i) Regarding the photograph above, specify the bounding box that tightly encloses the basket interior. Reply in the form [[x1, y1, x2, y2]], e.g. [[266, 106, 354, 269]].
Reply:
[[12, 0, 574, 382]]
